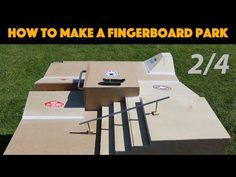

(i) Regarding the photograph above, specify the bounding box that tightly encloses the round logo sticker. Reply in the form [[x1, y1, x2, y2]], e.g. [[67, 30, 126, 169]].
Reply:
[[153, 85, 172, 90], [44, 101, 65, 108], [105, 70, 118, 78]]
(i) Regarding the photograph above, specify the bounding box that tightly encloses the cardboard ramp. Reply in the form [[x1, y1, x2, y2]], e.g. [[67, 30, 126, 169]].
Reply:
[[35, 61, 89, 91], [4, 91, 98, 155], [139, 81, 199, 98], [141, 96, 230, 154], [22, 91, 90, 119], [4, 52, 231, 155], [4, 120, 97, 155]]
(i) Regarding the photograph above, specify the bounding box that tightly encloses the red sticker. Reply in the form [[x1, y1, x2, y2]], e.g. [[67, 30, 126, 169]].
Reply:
[[44, 101, 65, 108]]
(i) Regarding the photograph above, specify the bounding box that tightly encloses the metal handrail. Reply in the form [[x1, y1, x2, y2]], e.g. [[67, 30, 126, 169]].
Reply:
[[77, 70, 86, 90], [79, 96, 170, 125]]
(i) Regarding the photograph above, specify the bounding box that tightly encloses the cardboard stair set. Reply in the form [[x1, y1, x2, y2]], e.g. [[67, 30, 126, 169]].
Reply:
[[4, 53, 230, 155]]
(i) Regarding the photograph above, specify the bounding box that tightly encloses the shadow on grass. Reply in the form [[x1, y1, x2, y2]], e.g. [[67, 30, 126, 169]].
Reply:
[[0, 135, 12, 155]]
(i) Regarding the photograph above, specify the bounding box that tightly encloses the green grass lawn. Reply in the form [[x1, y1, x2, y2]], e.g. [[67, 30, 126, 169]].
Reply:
[[0, 44, 235, 154]]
